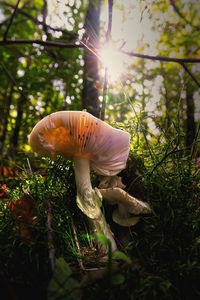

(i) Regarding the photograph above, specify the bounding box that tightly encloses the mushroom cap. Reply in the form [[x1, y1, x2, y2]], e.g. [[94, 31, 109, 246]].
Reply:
[[28, 111, 130, 176], [98, 187, 151, 214], [97, 187, 151, 226]]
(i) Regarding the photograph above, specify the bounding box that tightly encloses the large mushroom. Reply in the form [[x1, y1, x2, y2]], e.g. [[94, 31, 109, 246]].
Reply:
[[28, 111, 130, 252]]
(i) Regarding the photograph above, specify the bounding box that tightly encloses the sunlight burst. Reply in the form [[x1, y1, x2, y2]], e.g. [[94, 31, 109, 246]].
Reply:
[[99, 43, 126, 82]]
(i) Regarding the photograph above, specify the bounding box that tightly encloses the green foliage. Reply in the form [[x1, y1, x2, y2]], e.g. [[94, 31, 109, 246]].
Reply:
[[0, 124, 200, 299], [0, 156, 82, 298], [0, 0, 85, 154], [47, 257, 81, 300]]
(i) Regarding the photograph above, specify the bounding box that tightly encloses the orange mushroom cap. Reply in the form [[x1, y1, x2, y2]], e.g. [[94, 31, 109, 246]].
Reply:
[[28, 111, 130, 176]]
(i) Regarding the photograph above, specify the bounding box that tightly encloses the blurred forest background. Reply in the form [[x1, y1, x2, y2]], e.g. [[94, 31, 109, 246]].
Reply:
[[0, 0, 199, 161]]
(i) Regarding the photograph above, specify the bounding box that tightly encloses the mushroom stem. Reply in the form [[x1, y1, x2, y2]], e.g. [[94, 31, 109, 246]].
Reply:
[[73, 157, 117, 252], [89, 214, 118, 253], [74, 157, 101, 219]]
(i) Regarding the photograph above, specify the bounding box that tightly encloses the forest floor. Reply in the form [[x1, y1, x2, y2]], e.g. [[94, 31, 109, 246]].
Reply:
[[0, 147, 200, 300]]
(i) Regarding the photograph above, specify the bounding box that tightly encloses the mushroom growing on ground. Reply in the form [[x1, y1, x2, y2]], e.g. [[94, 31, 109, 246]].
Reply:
[[28, 111, 130, 252], [97, 186, 151, 226]]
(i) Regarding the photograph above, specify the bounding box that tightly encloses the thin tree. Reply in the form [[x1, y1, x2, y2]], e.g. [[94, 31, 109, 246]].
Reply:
[[82, 0, 101, 118]]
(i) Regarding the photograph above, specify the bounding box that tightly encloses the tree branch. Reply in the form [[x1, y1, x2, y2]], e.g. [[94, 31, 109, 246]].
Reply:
[[121, 50, 200, 88], [3, 0, 21, 41], [0, 39, 83, 48], [169, 0, 200, 31], [1, 40, 199, 88], [106, 0, 113, 41], [0, 1, 77, 39], [121, 50, 200, 64]]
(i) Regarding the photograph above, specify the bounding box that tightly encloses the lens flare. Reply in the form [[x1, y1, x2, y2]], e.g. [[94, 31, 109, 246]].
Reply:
[[99, 43, 126, 82]]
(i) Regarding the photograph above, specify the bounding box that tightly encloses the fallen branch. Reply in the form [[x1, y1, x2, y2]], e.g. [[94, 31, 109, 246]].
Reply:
[[44, 199, 55, 272]]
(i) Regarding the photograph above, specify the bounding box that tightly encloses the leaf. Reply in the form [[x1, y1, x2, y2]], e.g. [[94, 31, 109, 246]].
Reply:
[[96, 232, 111, 246], [112, 251, 131, 264], [8, 192, 37, 225], [47, 257, 82, 300], [111, 273, 125, 285]]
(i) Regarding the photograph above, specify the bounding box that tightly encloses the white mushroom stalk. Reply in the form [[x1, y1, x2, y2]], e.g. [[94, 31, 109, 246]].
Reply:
[[73, 157, 117, 252], [73, 157, 101, 219], [28, 111, 130, 253]]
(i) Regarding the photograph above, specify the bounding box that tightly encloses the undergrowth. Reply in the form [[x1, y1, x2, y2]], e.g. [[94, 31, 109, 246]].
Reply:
[[0, 117, 200, 300]]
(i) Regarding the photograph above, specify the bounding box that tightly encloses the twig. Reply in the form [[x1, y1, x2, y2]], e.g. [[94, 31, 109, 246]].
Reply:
[[44, 199, 55, 272], [127, 175, 143, 193], [72, 221, 85, 271], [100, 0, 113, 121], [149, 146, 179, 175], [26, 157, 33, 176], [170, 0, 200, 31], [3, 0, 21, 41], [149, 145, 195, 175]]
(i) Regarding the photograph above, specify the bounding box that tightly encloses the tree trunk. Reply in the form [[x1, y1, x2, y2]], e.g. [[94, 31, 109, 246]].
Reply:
[[0, 84, 13, 155], [82, 0, 101, 118], [161, 64, 171, 131], [185, 82, 196, 147], [9, 95, 26, 153]]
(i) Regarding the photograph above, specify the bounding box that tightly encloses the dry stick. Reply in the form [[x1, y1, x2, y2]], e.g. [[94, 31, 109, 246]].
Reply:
[[71, 221, 85, 271], [44, 199, 55, 272], [100, 0, 114, 121], [3, 0, 21, 41]]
